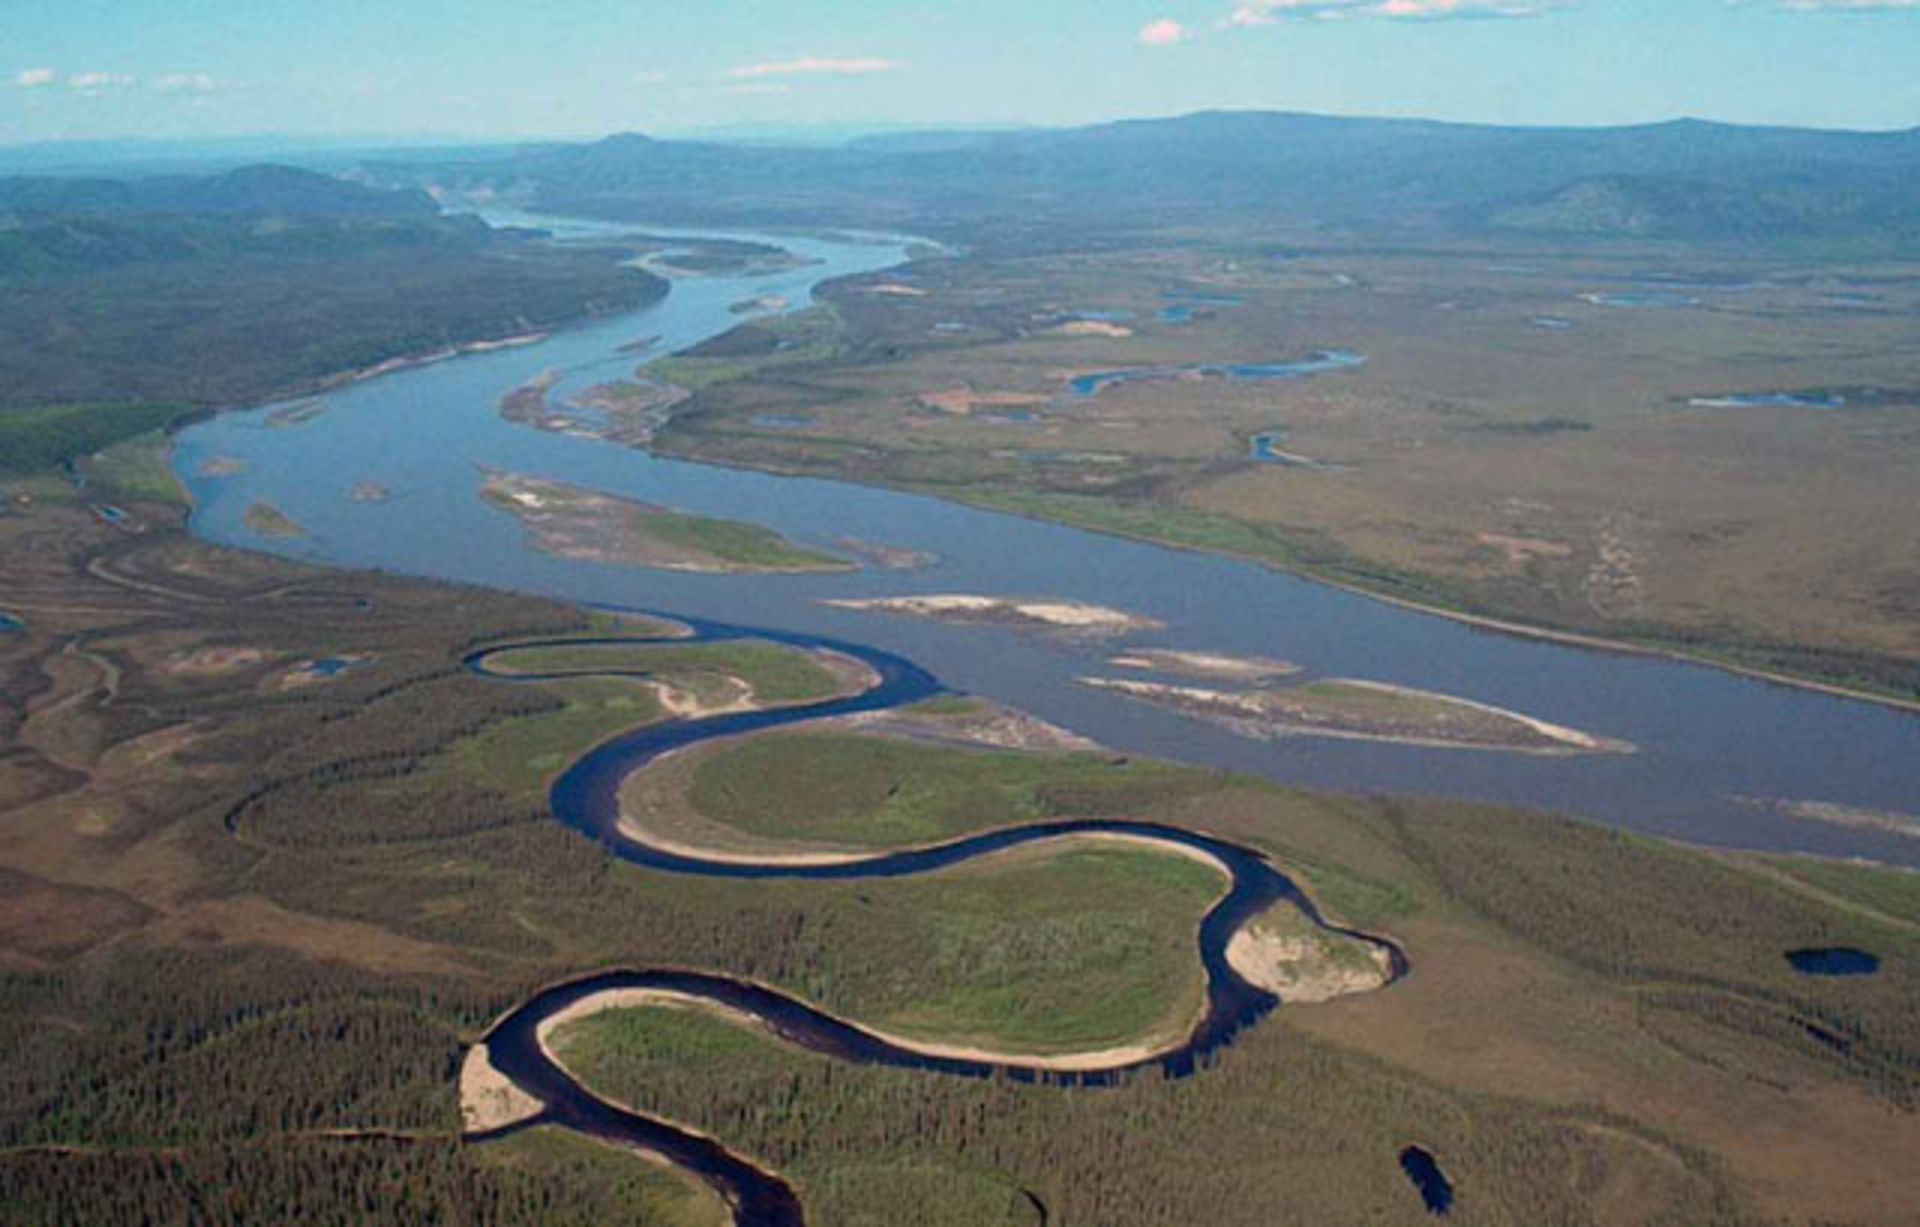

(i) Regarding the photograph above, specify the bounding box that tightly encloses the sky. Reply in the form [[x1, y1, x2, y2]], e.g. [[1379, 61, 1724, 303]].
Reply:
[[2, 0, 1918, 146]]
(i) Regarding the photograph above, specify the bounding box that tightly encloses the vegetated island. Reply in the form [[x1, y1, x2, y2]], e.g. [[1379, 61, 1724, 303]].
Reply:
[[498, 369, 691, 448], [1108, 648, 1301, 682], [479, 469, 853, 575], [241, 500, 305, 539], [1083, 675, 1629, 754], [823, 594, 1162, 634]]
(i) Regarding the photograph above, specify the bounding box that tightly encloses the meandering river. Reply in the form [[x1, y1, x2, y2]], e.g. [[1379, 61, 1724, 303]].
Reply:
[[463, 627, 1407, 1222], [173, 212, 1920, 868]]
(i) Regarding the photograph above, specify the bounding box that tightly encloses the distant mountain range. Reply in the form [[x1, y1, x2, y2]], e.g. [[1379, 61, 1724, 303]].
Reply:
[[0, 163, 437, 219], [357, 110, 1920, 248]]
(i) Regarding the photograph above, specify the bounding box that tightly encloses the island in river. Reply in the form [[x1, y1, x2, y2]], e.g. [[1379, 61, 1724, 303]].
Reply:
[[1083, 675, 1629, 754], [479, 469, 853, 575]]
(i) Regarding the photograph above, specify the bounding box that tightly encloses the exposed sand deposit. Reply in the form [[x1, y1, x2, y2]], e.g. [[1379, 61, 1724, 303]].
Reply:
[[1226, 926, 1394, 1004], [459, 1043, 543, 1133], [824, 594, 1161, 634], [1108, 649, 1301, 682]]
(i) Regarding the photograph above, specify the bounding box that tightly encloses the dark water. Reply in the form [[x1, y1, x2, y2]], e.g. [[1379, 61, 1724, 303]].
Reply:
[[1067, 350, 1367, 397], [1785, 947, 1881, 976], [1398, 1147, 1454, 1216], [172, 212, 1920, 870], [0, 612, 23, 633], [466, 627, 1407, 1221]]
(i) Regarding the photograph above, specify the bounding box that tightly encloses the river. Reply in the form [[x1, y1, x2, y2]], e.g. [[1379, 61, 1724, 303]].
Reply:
[[172, 213, 1920, 868]]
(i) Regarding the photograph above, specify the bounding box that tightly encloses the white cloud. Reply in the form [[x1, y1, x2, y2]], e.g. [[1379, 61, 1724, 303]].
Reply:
[[1227, 0, 1568, 22], [726, 56, 902, 79], [14, 67, 56, 88], [154, 72, 216, 93], [68, 71, 136, 90], [1139, 18, 1193, 43]]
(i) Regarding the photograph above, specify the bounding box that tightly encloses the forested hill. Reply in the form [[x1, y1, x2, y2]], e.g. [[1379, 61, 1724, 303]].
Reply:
[[0, 165, 663, 469], [361, 111, 1920, 248], [0, 163, 440, 218]]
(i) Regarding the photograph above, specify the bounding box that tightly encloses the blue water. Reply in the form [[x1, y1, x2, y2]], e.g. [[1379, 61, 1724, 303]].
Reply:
[[1399, 1147, 1454, 1216], [0, 612, 23, 634], [1068, 351, 1367, 398], [172, 212, 1920, 870], [750, 413, 817, 429], [1248, 433, 1316, 467], [303, 656, 369, 679], [1159, 306, 1194, 324], [1530, 316, 1577, 331], [1785, 947, 1881, 977]]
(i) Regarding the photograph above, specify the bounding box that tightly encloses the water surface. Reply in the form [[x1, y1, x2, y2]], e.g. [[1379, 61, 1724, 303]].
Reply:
[[173, 213, 1920, 868]]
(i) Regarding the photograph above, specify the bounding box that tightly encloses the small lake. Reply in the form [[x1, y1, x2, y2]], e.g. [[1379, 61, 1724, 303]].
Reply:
[[0, 612, 24, 634], [172, 211, 1920, 871], [1399, 1146, 1454, 1216], [1785, 947, 1881, 977], [1068, 350, 1366, 397]]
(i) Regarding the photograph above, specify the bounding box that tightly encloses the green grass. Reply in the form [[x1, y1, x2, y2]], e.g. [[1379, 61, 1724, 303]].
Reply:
[[1763, 856, 1920, 928], [486, 640, 852, 705], [635, 509, 850, 571], [862, 847, 1221, 1048], [446, 677, 662, 802], [684, 732, 1221, 849], [552, 1012, 1037, 1226], [645, 305, 846, 393], [0, 401, 190, 477], [81, 431, 189, 506], [558, 845, 1222, 1054], [474, 1125, 730, 1227]]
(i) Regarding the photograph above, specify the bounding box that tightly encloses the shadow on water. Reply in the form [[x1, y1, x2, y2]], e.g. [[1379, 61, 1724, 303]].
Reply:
[[463, 616, 1409, 1226]]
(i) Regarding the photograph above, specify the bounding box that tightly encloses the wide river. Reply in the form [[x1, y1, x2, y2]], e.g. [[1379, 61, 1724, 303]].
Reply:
[[173, 214, 1920, 868]]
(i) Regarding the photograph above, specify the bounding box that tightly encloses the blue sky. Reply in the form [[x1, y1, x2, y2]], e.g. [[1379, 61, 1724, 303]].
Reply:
[[3, 0, 1918, 144]]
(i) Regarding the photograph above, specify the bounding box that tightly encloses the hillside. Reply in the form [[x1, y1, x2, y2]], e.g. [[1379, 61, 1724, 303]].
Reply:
[[361, 111, 1920, 248]]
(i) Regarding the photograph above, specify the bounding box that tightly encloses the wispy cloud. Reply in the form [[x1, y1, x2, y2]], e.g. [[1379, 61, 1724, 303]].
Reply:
[[154, 72, 216, 93], [725, 56, 902, 79], [1227, 0, 1568, 23], [14, 67, 56, 88], [1139, 18, 1193, 43], [68, 71, 136, 91]]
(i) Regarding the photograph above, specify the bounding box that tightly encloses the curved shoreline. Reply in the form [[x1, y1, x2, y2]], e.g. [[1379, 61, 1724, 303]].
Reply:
[[462, 620, 1409, 1226]]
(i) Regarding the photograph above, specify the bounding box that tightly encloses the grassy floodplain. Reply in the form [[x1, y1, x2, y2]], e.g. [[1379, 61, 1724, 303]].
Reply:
[[2, 469, 1919, 1223], [646, 237, 1920, 703]]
